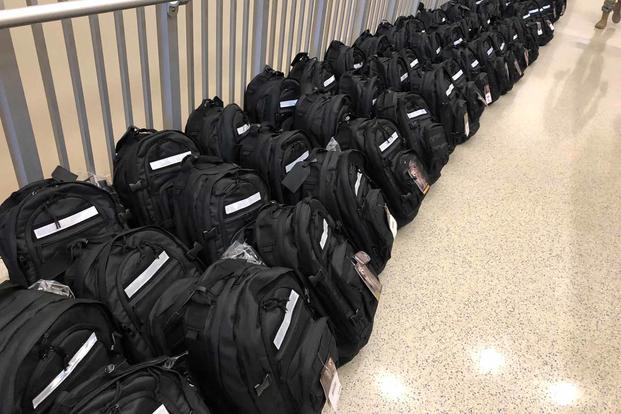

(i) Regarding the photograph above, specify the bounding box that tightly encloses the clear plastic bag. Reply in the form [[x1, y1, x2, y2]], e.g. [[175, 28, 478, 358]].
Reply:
[[221, 240, 265, 265], [29, 280, 74, 298], [326, 137, 342, 152]]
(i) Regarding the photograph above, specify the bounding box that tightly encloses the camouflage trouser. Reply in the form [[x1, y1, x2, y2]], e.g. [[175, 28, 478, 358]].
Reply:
[[602, 0, 617, 12]]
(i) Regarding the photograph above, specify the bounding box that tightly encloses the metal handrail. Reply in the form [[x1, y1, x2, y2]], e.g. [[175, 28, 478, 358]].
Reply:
[[0, 0, 171, 29], [0, 0, 423, 188]]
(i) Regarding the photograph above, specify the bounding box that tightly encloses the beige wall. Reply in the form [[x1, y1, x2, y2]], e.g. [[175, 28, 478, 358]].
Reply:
[[0, 0, 396, 200]]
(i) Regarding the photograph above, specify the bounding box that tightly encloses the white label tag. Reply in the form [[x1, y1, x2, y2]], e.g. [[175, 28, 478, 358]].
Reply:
[[542, 4, 551, 9], [386, 207, 397, 239], [319, 219, 329, 249], [379, 131, 399, 152], [32, 332, 98, 409], [225, 192, 262, 215], [445, 83, 455, 96], [407, 108, 427, 119], [320, 357, 341, 412], [547, 20, 554, 30], [400, 72, 409, 82], [475, 0, 483, 4], [354, 171, 362, 195], [124, 251, 169, 298], [453, 38, 464, 46], [372, 98, 377, 105], [149, 151, 192, 170], [442, 17, 446, 22], [34, 206, 99, 239], [323, 75, 336, 87], [484, 84, 492, 104], [513, 34, 518, 40], [153, 404, 170, 414], [353, 62, 363, 69], [486, 46, 494, 56], [280, 99, 298, 108], [471, 59, 480, 68], [529, 8, 539, 14], [464, 112, 470, 137], [273, 290, 299, 350], [436, 46, 441, 54], [523, 13, 530, 19], [487, 19, 491, 24], [410, 58, 419, 68], [500, 42, 505, 50], [452, 70, 463, 81], [236, 124, 250, 135], [285, 150, 309, 173]]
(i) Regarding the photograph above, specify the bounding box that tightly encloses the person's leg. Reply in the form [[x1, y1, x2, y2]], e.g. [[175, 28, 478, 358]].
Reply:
[[612, 0, 621, 23], [596, 0, 616, 29]]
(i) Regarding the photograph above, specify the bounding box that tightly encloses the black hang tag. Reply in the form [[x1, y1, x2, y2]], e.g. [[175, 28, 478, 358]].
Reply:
[[51, 165, 78, 183], [281, 164, 310, 194]]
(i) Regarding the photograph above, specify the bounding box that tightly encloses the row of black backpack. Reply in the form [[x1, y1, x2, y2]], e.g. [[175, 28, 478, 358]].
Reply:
[[0, 1, 563, 413]]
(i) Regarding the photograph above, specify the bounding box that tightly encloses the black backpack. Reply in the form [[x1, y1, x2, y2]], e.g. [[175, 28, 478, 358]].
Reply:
[[438, 58, 486, 135], [244, 66, 301, 129], [374, 90, 450, 184], [324, 40, 366, 78], [441, 46, 493, 106], [238, 127, 313, 203], [281, 149, 394, 273], [363, 54, 411, 92], [50, 358, 211, 414], [409, 31, 444, 64], [184, 259, 338, 414], [435, 22, 469, 48], [184, 96, 253, 161], [335, 118, 428, 226], [293, 92, 352, 147], [172, 156, 269, 265], [493, 19, 531, 70], [353, 30, 393, 58], [289, 52, 338, 96], [64, 226, 203, 362], [508, 15, 540, 63], [0, 173, 126, 286], [554, 0, 566, 21], [254, 198, 379, 363], [488, 30, 524, 85], [417, 66, 470, 150], [468, 34, 512, 100], [113, 127, 199, 230], [338, 72, 384, 118], [525, 12, 555, 46], [0, 282, 121, 414]]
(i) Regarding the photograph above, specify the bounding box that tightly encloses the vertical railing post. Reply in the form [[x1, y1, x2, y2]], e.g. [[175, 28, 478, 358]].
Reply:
[[156, 2, 182, 129], [114, 10, 133, 127], [387, 0, 397, 22], [240, 0, 250, 102], [310, 0, 327, 58], [215, 0, 223, 97], [413, 0, 421, 14], [60, 6, 96, 175], [186, 0, 195, 111], [0, 23, 43, 186], [251, 0, 269, 78], [89, 14, 116, 173], [228, 0, 237, 102], [351, 0, 369, 43], [26, 0, 69, 170], [137, 7, 154, 127]]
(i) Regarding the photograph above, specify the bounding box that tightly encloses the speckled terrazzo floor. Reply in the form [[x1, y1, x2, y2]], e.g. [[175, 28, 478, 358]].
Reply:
[[0, 1, 619, 412], [325, 2, 621, 413]]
